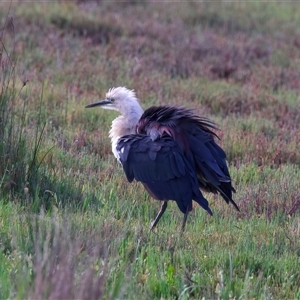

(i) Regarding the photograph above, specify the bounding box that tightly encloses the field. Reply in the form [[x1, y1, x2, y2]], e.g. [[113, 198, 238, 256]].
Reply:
[[0, 1, 300, 299]]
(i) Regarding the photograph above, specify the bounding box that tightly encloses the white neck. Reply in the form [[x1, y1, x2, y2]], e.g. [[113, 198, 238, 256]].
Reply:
[[109, 107, 143, 159]]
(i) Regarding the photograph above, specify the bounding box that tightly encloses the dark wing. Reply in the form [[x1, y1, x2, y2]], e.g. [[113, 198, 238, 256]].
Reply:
[[187, 128, 239, 211], [137, 106, 238, 211], [116, 134, 212, 215]]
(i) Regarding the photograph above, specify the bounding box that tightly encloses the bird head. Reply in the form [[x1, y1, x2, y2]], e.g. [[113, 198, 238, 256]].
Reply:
[[85, 87, 143, 116]]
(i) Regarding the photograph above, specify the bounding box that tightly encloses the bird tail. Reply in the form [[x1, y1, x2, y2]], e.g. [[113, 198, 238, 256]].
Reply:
[[217, 183, 240, 211], [194, 193, 213, 216]]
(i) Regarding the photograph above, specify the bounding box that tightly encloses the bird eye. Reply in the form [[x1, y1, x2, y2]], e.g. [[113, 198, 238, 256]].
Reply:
[[110, 98, 115, 102]]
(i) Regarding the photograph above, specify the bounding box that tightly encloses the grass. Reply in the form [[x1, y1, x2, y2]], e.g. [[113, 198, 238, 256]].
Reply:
[[0, 1, 300, 299]]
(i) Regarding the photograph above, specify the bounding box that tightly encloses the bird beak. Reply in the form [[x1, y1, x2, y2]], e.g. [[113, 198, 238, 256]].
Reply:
[[85, 99, 112, 108]]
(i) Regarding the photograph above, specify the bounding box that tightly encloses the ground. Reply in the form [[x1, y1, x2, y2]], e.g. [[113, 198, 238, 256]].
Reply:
[[0, 1, 299, 299]]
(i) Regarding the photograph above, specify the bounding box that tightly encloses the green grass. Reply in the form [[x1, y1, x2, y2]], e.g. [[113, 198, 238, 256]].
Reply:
[[0, 1, 300, 299]]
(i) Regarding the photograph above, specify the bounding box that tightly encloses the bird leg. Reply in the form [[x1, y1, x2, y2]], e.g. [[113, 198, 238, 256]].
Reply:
[[181, 208, 189, 232], [150, 201, 168, 231]]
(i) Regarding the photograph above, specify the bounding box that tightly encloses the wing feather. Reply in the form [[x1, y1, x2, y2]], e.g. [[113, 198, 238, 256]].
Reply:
[[117, 135, 186, 183], [116, 134, 212, 214], [118, 105, 238, 215], [187, 129, 238, 210]]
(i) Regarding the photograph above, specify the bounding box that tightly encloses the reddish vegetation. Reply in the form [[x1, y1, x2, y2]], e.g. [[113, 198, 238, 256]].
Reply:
[[2, 2, 299, 216], [238, 190, 300, 220]]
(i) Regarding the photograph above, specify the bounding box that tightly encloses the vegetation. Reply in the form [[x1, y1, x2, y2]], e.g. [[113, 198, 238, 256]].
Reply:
[[0, 1, 299, 299]]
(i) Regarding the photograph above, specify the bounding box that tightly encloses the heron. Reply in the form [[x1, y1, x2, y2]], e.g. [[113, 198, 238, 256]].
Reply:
[[86, 87, 239, 231]]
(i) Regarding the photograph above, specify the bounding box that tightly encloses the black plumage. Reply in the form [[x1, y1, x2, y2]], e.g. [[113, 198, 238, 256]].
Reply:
[[116, 106, 239, 230]]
